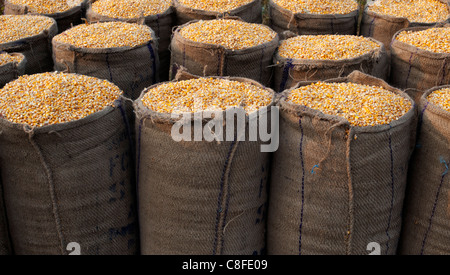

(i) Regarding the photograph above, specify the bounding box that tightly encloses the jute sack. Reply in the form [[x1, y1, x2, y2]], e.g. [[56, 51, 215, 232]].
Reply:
[[173, 0, 262, 25], [0, 98, 138, 255], [135, 71, 275, 255], [267, 70, 417, 255], [0, 178, 12, 255], [0, 15, 57, 74], [52, 25, 159, 100], [360, 1, 450, 51], [86, 0, 175, 81], [268, 0, 359, 35], [4, 0, 89, 33], [169, 18, 279, 88], [398, 86, 450, 255], [389, 24, 450, 92], [0, 52, 26, 88], [273, 34, 390, 93]]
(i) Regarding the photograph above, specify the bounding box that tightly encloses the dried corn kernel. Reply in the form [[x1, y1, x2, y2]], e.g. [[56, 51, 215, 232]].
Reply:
[[287, 82, 412, 127], [179, 19, 277, 50], [0, 15, 55, 44], [53, 21, 154, 48], [0, 52, 24, 66], [273, 0, 358, 15], [278, 35, 381, 60], [395, 27, 450, 54], [142, 77, 273, 114], [91, 0, 171, 19], [177, 0, 253, 12], [368, 0, 449, 23], [7, 0, 84, 14], [0, 72, 123, 127], [428, 88, 450, 112]]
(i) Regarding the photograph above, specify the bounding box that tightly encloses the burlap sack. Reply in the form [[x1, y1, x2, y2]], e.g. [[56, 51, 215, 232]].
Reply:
[[0, 16, 57, 74], [135, 71, 276, 255], [268, 0, 359, 35], [360, 1, 450, 50], [0, 96, 138, 255], [389, 24, 450, 91], [0, 178, 12, 255], [0, 52, 26, 88], [173, 0, 262, 25], [169, 19, 279, 88], [273, 34, 390, 92], [267, 70, 416, 255], [86, 0, 174, 82], [4, 0, 89, 33], [52, 26, 159, 100], [398, 86, 449, 255]]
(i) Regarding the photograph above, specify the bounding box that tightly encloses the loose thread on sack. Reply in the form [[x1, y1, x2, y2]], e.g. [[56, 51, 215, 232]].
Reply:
[[298, 117, 306, 255], [420, 157, 448, 255]]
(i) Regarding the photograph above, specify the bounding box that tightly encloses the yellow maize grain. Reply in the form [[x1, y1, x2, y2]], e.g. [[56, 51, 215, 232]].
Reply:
[[179, 19, 277, 50], [278, 35, 381, 60], [7, 0, 84, 14], [177, 0, 253, 12], [142, 77, 273, 114], [368, 0, 449, 23], [428, 88, 450, 112], [273, 0, 358, 15], [287, 82, 412, 127], [0, 15, 55, 44], [395, 27, 450, 54], [0, 52, 24, 66], [0, 72, 123, 127], [91, 0, 171, 19], [53, 21, 154, 48]]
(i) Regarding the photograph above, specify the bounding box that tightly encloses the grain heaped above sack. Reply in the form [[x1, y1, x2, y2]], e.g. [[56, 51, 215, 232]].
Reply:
[[0, 72, 138, 255], [52, 21, 159, 100], [170, 18, 278, 87], [269, 0, 360, 35], [390, 25, 450, 91], [173, 0, 262, 25], [87, 0, 174, 81], [4, 0, 89, 32], [135, 75, 275, 255], [361, 0, 450, 49], [0, 14, 57, 74], [267, 71, 416, 255], [274, 34, 389, 92]]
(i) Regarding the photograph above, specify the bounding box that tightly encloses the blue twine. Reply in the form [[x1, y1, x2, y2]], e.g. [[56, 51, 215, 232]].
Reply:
[[298, 118, 305, 255], [147, 42, 157, 84], [279, 58, 294, 92]]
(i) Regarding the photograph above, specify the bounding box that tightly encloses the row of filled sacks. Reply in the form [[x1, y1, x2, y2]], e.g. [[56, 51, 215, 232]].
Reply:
[[0, 69, 447, 255]]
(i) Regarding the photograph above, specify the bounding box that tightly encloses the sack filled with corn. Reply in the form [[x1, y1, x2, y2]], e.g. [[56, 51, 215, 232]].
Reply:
[[273, 34, 389, 92], [134, 68, 276, 255], [267, 70, 416, 255], [170, 18, 278, 87], [0, 177, 11, 255], [0, 52, 26, 88], [0, 14, 57, 74], [268, 0, 360, 35], [399, 86, 449, 255], [173, 0, 262, 25], [389, 24, 450, 91], [86, 0, 174, 81], [52, 21, 159, 100], [361, 0, 450, 50], [3, 0, 90, 33], [0, 72, 138, 255]]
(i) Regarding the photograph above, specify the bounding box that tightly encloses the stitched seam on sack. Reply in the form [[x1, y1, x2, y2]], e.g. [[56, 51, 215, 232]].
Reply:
[[385, 125, 394, 255], [298, 117, 305, 255]]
